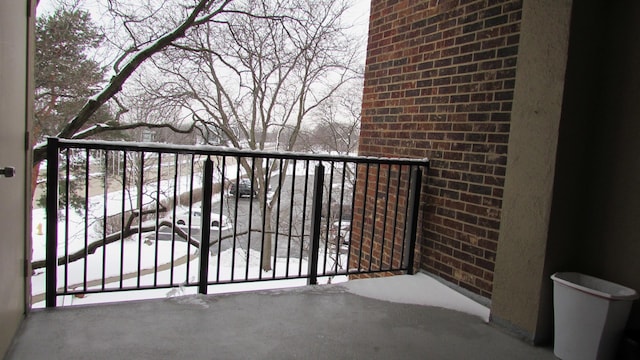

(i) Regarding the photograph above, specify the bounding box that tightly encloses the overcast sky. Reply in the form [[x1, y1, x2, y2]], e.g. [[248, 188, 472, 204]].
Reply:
[[36, 0, 371, 31], [36, 0, 370, 64]]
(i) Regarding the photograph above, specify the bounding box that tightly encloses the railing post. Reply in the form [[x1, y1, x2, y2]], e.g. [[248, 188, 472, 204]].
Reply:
[[198, 156, 214, 294], [307, 162, 324, 285], [45, 137, 59, 308], [405, 166, 423, 275]]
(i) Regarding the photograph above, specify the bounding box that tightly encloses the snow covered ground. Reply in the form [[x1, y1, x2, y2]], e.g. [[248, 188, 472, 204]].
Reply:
[[31, 197, 347, 308], [344, 272, 490, 322]]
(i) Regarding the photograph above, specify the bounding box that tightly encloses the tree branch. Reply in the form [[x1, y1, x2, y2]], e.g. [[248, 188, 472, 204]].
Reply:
[[33, 0, 233, 165], [71, 121, 197, 139], [32, 223, 310, 271]]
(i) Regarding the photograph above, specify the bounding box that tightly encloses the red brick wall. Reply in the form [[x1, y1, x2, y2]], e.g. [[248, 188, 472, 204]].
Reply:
[[356, 0, 522, 298]]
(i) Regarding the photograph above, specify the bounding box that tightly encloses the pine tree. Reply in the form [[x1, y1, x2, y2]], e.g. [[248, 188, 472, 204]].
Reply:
[[33, 6, 114, 206], [35, 6, 110, 142]]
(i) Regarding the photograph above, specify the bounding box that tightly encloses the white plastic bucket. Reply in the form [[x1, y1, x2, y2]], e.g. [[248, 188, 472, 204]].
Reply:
[[551, 272, 639, 360]]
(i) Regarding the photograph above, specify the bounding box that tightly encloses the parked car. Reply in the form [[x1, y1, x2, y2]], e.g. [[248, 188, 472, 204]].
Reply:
[[229, 179, 273, 198], [229, 179, 257, 197], [173, 209, 231, 229]]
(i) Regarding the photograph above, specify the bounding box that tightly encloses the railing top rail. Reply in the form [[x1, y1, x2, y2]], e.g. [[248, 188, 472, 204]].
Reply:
[[48, 137, 430, 167]]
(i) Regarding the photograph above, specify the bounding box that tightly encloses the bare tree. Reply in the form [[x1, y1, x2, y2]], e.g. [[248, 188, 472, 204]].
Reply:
[[34, 0, 364, 276], [139, 0, 361, 270], [301, 81, 362, 154], [32, 0, 238, 164]]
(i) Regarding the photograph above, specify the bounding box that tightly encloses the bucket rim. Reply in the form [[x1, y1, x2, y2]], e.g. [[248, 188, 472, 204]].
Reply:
[[551, 272, 639, 301]]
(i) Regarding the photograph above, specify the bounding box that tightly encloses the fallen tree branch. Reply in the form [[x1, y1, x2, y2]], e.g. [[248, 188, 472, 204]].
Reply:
[[32, 223, 311, 270], [31, 219, 198, 270]]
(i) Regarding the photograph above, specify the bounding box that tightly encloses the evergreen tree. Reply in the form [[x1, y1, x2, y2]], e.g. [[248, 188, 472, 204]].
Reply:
[[35, 5, 111, 143], [34, 5, 115, 207]]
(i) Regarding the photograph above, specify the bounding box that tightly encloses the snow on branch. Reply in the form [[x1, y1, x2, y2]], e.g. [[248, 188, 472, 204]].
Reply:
[[71, 121, 198, 140], [33, 0, 233, 165]]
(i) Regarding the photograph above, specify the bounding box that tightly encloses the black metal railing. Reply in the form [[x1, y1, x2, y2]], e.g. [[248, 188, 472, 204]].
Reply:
[[41, 138, 428, 307]]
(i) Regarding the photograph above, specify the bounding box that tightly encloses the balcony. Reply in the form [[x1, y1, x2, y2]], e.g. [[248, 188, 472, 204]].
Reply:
[[8, 273, 554, 359], [14, 139, 555, 358]]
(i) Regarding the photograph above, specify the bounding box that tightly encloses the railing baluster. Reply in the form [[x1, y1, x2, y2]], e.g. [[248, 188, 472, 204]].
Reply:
[[153, 153, 162, 287], [170, 153, 179, 285], [64, 149, 70, 295], [322, 162, 333, 276], [390, 165, 403, 270], [298, 160, 310, 277], [246, 157, 256, 281], [285, 159, 296, 277], [346, 162, 359, 275], [199, 157, 214, 294], [335, 161, 347, 274], [45, 138, 59, 308], [380, 164, 392, 271], [358, 163, 370, 272], [272, 159, 283, 279], [405, 166, 423, 275], [102, 150, 109, 290], [259, 158, 270, 280], [308, 162, 324, 285], [186, 154, 196, 285], [136, 152, 145, 288], [119, 151, 127, 289], [368, 164, 381, 272], [231, 157, 241, 282], [216, 155, 226, 283], [400, 166, 411, 270], [83, 148, 90, 292]]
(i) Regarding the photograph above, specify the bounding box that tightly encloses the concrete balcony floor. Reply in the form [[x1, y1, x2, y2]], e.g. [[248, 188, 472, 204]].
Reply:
[[7, 273, 554, 359]]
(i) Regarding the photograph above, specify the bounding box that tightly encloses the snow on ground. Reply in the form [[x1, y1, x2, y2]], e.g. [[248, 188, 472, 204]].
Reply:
[[32, 244, 347, 308], [343, 272, 490, 322], [31, 218, 349, 308], [30, 158, 336, 308]]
